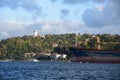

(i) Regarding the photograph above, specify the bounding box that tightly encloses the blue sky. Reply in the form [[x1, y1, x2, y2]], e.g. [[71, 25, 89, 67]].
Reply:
[[0, 0, 120, 39]]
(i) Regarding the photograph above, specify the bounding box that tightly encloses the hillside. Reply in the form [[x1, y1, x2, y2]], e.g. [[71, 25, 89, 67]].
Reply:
[[0, 33, 120, 60]]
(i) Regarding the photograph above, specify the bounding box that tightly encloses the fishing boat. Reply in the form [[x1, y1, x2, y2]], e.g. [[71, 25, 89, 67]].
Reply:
[[70, 36, 120, 63]]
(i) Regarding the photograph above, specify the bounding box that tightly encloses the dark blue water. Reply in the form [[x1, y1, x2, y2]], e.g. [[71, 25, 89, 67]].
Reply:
[[0, 61, 120, 80]]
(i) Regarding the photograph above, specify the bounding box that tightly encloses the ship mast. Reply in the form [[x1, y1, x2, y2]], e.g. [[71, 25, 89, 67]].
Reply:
[[96, 36, 120, 50]]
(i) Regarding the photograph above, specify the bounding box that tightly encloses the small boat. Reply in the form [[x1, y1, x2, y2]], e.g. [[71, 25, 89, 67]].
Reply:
[[27, 59, 39, 62], [33, 59, 39, 62]]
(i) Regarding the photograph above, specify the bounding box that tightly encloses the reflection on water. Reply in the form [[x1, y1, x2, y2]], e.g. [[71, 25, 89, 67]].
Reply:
[[0, 61, 120, 80]]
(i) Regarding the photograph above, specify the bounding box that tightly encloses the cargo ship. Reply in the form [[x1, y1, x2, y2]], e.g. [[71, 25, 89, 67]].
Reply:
[[70, 37, 120, 63]]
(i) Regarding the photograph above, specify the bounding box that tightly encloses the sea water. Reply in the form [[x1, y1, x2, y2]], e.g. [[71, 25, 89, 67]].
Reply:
[[0, 61, 120, 80]]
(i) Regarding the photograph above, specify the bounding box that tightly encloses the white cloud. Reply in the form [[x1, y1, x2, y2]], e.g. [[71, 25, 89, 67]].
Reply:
[[0, 20, 30, 39], [41, 23, 65, 34], [82, 0, 120, 28], [95, 5, 104, 12], [1, 32, 9, 36], [0, 20, 28, 31], [31, 20, 82, 34], [0, 19, 119, 40]]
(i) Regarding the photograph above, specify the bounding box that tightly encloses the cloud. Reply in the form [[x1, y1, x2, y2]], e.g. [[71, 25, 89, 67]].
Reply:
[[82, 0, 120, 28], [0, 32, 9, 40], [0, 19, 119, 40], [21, 0, 42, 12], [0, 0, 19, 9], [82, 8, 106, 27], [62, 0, 105, 4], [41, 23, 65, 34], [62, 0, 86, 4], [0, 0, 42, 20], [26, 20, 81, 34], [0, 20, 83, 39], [38, 20, 120, 34], [60, 9, 70, 19], [0, 20, 29, 39], [0, 20, 26, 31], [51, 0, 57, 3], [0, 32, 9, 36], [0, 0, 40, 11], [31, 7, 42, 20]]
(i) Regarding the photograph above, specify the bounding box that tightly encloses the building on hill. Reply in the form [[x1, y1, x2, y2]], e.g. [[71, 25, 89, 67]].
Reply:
[[34, 30, 38, 37], [33, 30, 45, 38], [50, 53, 67, 60]]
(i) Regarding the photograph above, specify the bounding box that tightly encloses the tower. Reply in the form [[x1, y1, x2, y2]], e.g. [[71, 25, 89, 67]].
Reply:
[[34, 30, 38, 37]]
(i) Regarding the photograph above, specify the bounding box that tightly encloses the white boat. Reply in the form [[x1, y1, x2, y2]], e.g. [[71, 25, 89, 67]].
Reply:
[[33, 59, 39, 62]]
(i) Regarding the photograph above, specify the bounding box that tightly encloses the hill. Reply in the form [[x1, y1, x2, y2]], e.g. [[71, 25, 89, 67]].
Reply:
[[0, 33, 120, 60]]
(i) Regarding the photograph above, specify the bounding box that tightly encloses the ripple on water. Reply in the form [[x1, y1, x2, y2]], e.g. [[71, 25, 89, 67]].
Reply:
[[0, 61, 120, 80]]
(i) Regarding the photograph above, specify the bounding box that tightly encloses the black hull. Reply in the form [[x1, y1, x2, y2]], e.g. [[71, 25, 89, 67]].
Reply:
[[70, 57, 120, 63], [69, 47, 120, 63]]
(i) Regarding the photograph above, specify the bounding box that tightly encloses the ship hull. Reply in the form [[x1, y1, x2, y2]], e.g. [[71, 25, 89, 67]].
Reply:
[[70, 47, 120, 63], [70, 56, 120, 63]]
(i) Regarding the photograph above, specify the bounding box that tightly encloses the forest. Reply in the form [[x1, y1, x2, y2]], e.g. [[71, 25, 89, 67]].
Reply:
[[0, 33, 120, 60]]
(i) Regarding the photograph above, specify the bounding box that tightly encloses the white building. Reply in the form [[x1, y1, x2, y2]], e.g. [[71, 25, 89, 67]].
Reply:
[[34, 30, 38, 37], [52, 44, 58, 47], [50, 53, 67, 60], [33, 30, 45, 38], [61, 54, 67, 59]]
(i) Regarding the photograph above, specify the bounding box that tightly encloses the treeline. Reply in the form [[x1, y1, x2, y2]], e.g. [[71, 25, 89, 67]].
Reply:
[[0, 33, 120, 60]]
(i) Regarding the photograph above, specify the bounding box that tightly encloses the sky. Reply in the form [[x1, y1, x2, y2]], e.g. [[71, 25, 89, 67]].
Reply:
[[0, 0, 120, 40]]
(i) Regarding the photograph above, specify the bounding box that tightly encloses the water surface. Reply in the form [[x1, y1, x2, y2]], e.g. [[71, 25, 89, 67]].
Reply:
[[0, 61, 120, 80]]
